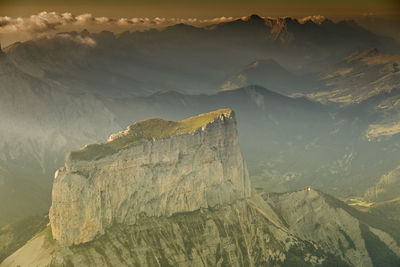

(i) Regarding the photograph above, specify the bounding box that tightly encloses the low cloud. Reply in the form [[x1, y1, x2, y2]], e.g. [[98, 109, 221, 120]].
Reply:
[[0, 11, 237, 37], [0, 12, 75, 34], [0, 12, 240, 46], [57, 33, 97, 47]]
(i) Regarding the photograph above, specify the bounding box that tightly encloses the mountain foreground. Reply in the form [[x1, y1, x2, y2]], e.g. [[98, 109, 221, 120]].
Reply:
[[1, 110, 399, 266]]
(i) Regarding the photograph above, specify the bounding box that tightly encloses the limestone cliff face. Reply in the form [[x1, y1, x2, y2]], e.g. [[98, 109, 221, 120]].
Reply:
[[49, 109, 251, 246]]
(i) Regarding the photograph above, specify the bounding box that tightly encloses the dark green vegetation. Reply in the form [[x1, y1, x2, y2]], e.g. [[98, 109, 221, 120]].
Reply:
[[69, 109, 232, 161], [0, 214, 48, 263]]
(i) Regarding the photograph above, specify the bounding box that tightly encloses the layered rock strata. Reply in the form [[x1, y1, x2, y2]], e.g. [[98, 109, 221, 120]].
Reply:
[[49, 109, 251, 246]]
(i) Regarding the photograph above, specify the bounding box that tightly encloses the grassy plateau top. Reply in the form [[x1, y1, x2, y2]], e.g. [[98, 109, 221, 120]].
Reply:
[[68, 108, 234, 162]]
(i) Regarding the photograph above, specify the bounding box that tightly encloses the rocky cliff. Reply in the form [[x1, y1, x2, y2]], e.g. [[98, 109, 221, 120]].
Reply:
[[3, 109, 400, 266], [49, 109, 252, 246], [2, 109, 342, 267], [3, 193, 349, 267]]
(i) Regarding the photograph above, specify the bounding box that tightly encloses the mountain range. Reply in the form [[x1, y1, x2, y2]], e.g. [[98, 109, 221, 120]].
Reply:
[[1, 14, 400, 265], [1, 111, 399, 266]]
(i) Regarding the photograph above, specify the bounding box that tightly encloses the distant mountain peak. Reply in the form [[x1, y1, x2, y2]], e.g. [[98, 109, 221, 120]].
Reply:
[[298, 15, 327, 24], [244, 58, 292, 73], [165, 23, 199, 32], [80, 29, 90, 37], [245, 14, 264, 21], [282, 16, 297, 23]]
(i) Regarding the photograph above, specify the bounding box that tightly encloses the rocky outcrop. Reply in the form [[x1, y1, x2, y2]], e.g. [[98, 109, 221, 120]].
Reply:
[[3, 194, 348, 267], [49, 109, 251, 246], [4, 109, 399, 266], [2, 109, 342, 267], [4, 189, 399, 266], [262, 188, 400, 267]]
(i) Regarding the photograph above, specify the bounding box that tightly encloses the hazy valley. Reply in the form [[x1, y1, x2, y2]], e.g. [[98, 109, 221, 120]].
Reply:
[[0, 14, 400, 266]]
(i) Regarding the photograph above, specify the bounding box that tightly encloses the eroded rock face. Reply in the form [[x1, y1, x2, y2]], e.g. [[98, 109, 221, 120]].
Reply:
[[4, 195, 344, 267], [263, 189, 400, 267], [49, 109, 251, 246], [266, 189, 372, 267]]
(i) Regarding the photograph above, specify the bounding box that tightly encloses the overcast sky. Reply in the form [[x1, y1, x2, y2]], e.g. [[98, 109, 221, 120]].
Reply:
[[1, 0, 399, 18]]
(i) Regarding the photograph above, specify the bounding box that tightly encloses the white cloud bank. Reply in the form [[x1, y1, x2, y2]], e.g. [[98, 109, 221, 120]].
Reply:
[[0, 11, 240, 46], [0, 12, 76, 34], [0, 11, 237, 35], [0, 12, 329, 46]]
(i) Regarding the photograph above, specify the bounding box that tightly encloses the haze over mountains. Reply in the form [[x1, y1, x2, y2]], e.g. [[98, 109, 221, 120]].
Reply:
[[1, 13, 400, 218], [1, 13, 400, 265], [3, 14, 399, 97], [2, 110, 400, 266]]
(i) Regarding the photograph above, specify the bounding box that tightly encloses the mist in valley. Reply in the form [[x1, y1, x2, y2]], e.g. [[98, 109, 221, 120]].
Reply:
[[1, 11, 400, 266]]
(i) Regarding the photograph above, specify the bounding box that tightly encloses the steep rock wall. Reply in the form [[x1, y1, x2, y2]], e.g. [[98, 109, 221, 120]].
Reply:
[[49, 109, 251, 246]]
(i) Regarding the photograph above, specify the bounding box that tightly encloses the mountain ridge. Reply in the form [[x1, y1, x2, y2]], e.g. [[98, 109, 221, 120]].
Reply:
[[2, 110, 400, 266]]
